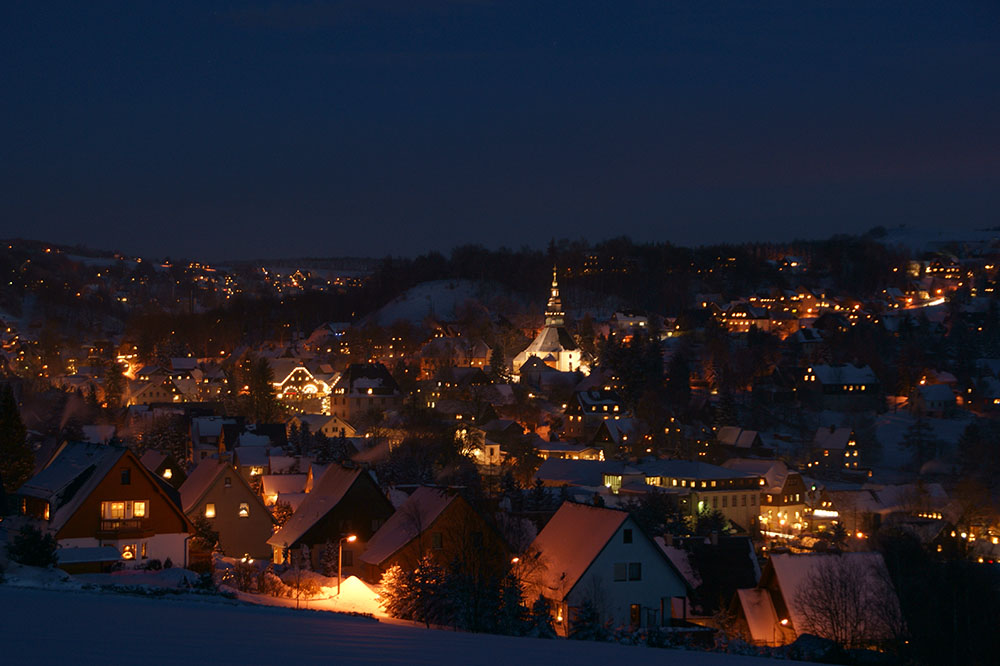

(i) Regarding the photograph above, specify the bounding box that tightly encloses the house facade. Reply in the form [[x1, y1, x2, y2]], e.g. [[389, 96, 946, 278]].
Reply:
[[527, 502, 688, 635], [18, 442, 192, 567]]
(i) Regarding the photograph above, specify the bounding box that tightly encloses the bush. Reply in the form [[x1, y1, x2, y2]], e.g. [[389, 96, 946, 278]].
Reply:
[[6, 524, 58, 567], [144, 559, 162, 571], [163, 557, 173, 569]]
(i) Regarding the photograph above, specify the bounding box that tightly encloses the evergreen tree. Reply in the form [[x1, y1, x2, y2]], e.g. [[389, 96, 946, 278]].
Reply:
[[380, 564, 419, 620], [569, 598, 608, 641], [0, 385, 32, 494], [489, 343, 509, 382], [6, 524, 58, 567], [901, 416, 940, 467], [246, 356, 282, 423], [527, 595, 556, 638], [191, 515, 220, 552], [320, 539, 338, 577], [271, 500, 294, 528], [103, 360, 125, 410], [497, 573, 529, 635]]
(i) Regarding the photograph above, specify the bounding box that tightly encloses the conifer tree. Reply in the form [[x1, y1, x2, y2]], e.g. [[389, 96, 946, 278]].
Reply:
[[569, 598, 608, 641], [0, 385, 32, 494], [527, 595, 556, 638]]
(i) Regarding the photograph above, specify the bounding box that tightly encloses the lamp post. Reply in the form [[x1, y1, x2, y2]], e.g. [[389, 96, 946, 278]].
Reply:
[[338, 534, 357, 595]]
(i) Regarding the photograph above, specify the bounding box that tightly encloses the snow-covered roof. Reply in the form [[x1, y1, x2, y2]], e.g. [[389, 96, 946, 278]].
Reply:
[[812, 364, 878, 385], [812, 426, 853, 450], [361, 487, 457, 566], [655, 539, 702, 589], [179, 459, 232, 513], [770, 552, 895, 638], [917, 383, 955, 403], [19, 442, 130, 532], [268, 465, 366, 548], [722, 459, 790, 492], [521, 325, 579, 356], [139, 450, 168, 472], [237, 432, 271, 448], [262, 474, 308, 497], [268, 455, 299, 474], [529, 502, 628, 598], [637, 459, 756, 481], [534, 459, 638, 487], [737, 588, 782, 644]]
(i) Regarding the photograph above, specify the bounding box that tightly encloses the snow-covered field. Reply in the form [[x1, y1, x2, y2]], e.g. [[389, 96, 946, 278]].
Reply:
[[0, 585, 787, 665]]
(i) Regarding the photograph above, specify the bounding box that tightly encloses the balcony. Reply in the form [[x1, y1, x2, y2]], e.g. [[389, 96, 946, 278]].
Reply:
[[98, 518, 150, 537]]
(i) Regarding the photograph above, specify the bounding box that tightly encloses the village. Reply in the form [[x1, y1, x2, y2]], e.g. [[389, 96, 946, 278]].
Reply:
[[1, 231, 999, 664]]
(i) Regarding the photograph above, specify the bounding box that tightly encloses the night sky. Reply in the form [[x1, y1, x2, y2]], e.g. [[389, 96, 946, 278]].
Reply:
[[2, 1, 998, 261]]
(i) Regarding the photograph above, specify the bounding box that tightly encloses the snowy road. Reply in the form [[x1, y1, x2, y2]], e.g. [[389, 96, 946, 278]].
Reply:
[[0, 586, 783, 665]]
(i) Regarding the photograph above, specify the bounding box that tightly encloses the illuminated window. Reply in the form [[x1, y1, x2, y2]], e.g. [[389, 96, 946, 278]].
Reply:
[[238, 503, 250, 518], [205, 503, 216, 518], [163, 468, 172, 479], [133, 501, 147, 518], [121, 544, 137, 560], [141, 542, 147, 559]]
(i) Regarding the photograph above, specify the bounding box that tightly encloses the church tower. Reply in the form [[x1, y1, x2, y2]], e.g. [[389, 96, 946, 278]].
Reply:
[[544, 266, 565, 327]]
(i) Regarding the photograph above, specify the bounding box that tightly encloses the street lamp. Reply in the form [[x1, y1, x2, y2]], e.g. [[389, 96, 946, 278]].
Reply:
[[338, 534, 357, 595]]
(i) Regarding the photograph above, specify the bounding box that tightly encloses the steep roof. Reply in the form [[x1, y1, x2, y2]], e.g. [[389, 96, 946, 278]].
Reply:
[[529, 502, 628, 598], [267, 465, 366, 548], [179, 459, 231, 513], [262, 474, 308, 497], [769, 552, 894, 636], [737, 588, 782, 644], [812, 427, 853, 450], [360, 487, 456, 566]]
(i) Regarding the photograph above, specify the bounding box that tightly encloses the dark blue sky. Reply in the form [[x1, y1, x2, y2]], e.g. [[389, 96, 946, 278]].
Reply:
[[2, 1, 998, 261]]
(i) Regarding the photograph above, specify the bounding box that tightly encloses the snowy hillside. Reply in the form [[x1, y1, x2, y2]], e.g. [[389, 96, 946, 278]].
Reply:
[[1, 586, 787, 665], [366, 280, 527, 327]]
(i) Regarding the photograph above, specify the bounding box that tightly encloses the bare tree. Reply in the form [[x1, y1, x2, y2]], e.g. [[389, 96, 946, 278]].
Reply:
[[793, 554, 902, 650]]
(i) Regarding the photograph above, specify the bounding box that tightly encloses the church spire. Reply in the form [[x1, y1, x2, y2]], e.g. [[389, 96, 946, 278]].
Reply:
[[545, 265, 565, 327]]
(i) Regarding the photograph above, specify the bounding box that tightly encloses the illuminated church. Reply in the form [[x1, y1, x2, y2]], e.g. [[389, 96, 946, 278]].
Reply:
[[513, 267, 587, 375]]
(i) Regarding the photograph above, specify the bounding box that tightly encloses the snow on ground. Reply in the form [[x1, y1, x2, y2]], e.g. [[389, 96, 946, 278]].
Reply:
[[872, 410, 970, 471], [231, 574, 384, 617], [366, 279, 524, 327], [0, 586, 788, 666]]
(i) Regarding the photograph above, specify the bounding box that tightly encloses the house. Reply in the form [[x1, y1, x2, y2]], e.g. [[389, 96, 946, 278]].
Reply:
[[179, 459, 274, 559], [525, 502, 688, 635], [261, 474, 308, 508], [723, 459, 807, 536], [809, 426, 861, 471], [139, 450, 187, 490], [329, 363, 403, 422], [267, 464, 395, 573], [657, 534, 760, 617], [912, 383, 956, 417], [417, 336, 491, 380], [562, 389, 626, 438], [733, 552, 900, 648], [636, 460, 762, 533], [801, 364, 881, 411], [16, 442, 192, 567], [287, 413, 356, 440], [360, 487, 508, 584]]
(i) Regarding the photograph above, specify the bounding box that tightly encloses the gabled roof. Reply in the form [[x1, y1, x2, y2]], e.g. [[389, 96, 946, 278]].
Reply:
[[267, 465, 367, 548], [812, 427, 853, 450], [723, 459, 790, 492], [179, 459, 233, 513], [534, 459, 638, 487], [360, 487, 457, 566], [812, 364, 878, 386], [139, 450, 168, 472], [737, 588, 782, 644], [262, 474, 308, 497], [530, 502, 628, 598]]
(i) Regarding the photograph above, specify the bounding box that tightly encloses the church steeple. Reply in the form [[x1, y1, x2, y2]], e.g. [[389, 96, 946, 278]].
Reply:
[[544, 265, 565, 327]]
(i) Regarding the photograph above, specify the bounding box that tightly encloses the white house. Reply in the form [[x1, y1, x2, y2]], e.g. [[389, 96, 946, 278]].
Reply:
[[526, 502, 688, 634]]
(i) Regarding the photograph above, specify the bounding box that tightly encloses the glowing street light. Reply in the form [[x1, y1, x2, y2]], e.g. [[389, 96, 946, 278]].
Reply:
[[338, 535, 357, 595]]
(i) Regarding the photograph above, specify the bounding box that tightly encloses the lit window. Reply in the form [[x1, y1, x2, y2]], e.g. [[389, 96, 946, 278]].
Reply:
[[238, 503, 250, 518], [133, 501, 147, 518], [205, 504, 216, 518], [163, 468, 172, 479], [122, 544, 137, 560]]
